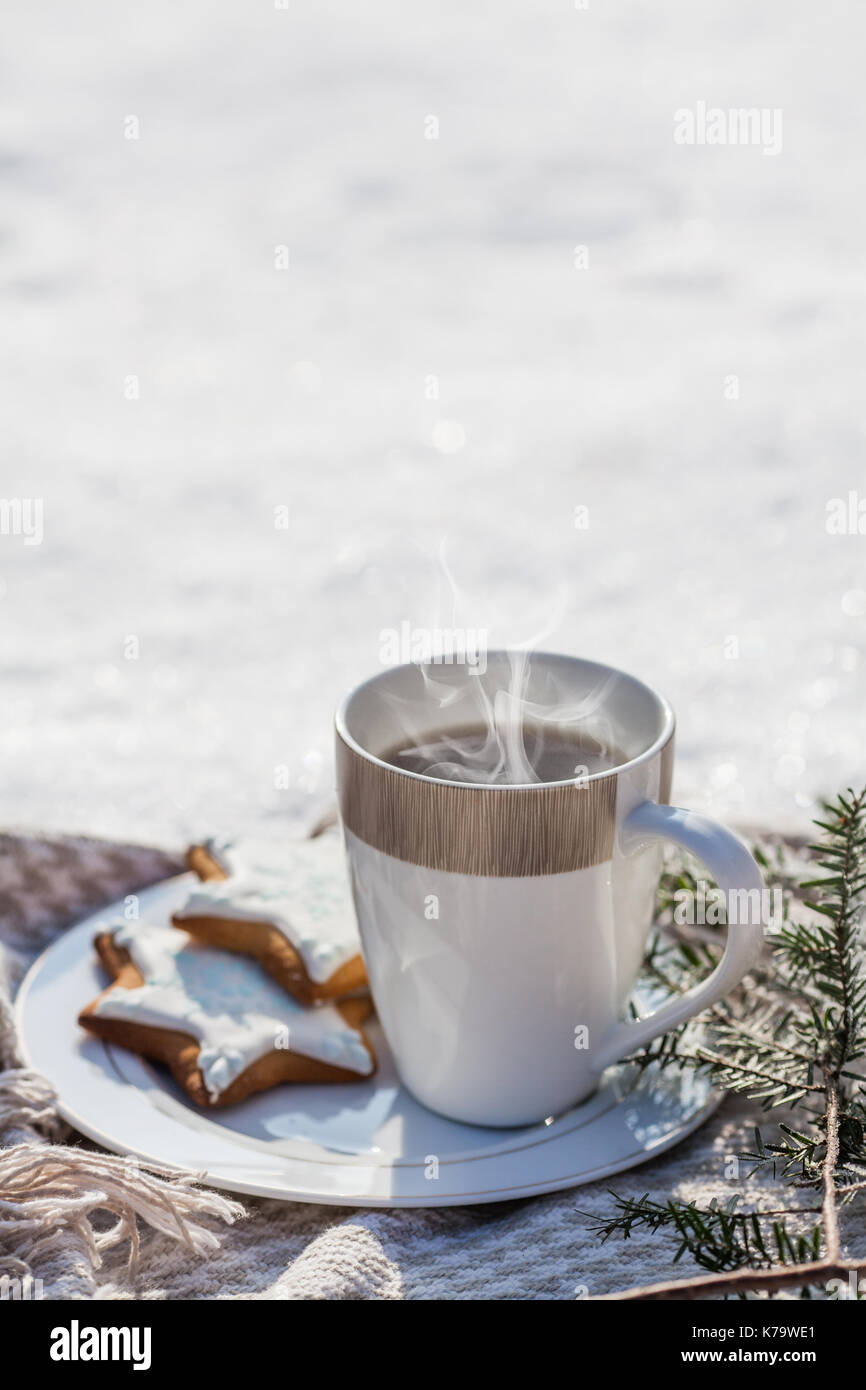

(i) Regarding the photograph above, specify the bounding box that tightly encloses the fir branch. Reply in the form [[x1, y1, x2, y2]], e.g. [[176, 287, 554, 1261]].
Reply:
[[590, 786, 866, 1300], [584, 1192, 819, 1275]]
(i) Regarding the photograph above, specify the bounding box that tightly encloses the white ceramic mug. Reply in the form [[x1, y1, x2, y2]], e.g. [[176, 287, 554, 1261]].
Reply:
[[335, 652, 766, 1127]]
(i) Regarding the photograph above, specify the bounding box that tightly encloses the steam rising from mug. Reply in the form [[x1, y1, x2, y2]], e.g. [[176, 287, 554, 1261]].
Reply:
[[378, 649, 623, 785]]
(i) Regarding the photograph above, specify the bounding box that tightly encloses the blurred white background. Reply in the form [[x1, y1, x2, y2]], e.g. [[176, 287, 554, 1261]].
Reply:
[[1, 0, 864, 846]]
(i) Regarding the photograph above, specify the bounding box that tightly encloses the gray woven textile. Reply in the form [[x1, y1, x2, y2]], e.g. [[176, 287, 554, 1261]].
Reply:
[[1, 830, 861, 1301]]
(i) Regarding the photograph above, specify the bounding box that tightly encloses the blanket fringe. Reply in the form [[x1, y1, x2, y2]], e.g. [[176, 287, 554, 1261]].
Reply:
[[0, 1138, 245, 1277]]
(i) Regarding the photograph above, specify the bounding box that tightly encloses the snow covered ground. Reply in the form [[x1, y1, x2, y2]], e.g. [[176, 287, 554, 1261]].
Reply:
[[1, 0, 864, 849]]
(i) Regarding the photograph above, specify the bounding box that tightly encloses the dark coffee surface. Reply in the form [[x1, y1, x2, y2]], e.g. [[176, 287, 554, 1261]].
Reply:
[[381, 723, 625, 785]]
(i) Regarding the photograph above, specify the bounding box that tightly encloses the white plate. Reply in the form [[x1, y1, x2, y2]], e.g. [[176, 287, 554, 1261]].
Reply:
[[15, 874, 721, 1207]]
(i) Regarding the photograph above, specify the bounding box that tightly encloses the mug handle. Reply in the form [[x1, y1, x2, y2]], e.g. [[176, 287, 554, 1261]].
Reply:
[[592, 800, 767, 1073]]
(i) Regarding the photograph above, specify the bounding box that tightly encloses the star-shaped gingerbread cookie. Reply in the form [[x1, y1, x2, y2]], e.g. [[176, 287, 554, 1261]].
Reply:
[[78, 919, 376, 1108], [171, 836, 368, 1005]]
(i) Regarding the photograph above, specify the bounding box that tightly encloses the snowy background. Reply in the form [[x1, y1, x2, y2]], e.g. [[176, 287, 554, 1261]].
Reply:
[[1, 0, 864, 849]]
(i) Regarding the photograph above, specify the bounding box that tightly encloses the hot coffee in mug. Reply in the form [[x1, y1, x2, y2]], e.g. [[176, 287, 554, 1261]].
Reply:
[[335, 653, 766, 1127]]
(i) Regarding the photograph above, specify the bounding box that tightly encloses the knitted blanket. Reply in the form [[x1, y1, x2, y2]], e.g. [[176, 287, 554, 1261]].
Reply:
[[2, 829, 861, 1301]]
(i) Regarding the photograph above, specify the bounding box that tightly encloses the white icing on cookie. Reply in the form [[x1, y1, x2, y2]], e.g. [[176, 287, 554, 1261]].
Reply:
[[92, 920, 373, 1099], [173, 836, 360, 985]]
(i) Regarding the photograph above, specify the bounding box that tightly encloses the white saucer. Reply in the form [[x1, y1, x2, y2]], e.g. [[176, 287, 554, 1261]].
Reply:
[[15, 874, 721, 1207]]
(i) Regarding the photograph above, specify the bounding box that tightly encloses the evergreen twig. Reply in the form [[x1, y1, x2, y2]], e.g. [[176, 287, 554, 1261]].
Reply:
[[584, 787, 866, 1300]]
